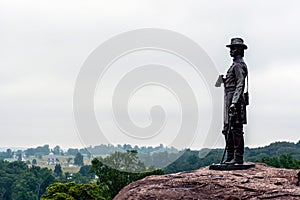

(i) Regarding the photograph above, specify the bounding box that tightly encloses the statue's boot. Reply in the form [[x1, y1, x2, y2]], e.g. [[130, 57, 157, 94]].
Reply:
[[224, 132, 234, 163], [233, 130, 244, 164], [225, 130, 244, 165], [224, 153, 234, 163], [225, 147, 234, 163]]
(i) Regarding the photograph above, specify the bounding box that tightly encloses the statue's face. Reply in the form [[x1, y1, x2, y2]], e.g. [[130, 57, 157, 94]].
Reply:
[[230, 47, 239, 57], [230, 46, 244, 57]]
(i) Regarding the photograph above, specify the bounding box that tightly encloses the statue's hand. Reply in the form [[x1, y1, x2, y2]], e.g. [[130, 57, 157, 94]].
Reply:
[[215, 75, 224, 87], [229, 103, 236, 117]]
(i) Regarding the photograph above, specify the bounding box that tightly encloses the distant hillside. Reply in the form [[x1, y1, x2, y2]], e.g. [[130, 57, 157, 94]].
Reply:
[[164, 141, 300, 173], [245, 141, 300, 161], [1, 141, 299, 174]]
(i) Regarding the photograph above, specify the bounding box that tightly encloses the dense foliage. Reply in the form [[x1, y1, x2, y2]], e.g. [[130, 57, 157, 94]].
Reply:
[[90, 150, 164, 199], [0, 149, 13, 160], [41, 182, 108, 200], [24, 145, 50, 157], [0, 161, 55, 200], [54, 164, 63, 177], [74, 152, 84, 166], [0, 161, 98, 199], [245, 141, 300, 161], [260, 154, 300, 169]]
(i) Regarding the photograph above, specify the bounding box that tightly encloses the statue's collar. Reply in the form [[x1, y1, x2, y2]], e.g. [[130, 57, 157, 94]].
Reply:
[[233, 56, 244, 63]]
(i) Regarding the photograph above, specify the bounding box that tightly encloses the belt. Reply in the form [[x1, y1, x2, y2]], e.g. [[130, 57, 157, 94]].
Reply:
[[225, 87, 236, 93]]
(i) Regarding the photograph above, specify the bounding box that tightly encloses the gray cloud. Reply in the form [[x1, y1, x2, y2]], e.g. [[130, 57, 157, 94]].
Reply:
[[0, 0, 299, 149]]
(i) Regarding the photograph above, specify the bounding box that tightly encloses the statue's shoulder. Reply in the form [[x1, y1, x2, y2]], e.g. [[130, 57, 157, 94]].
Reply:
[[233, 59, 247, 69], [233, 60, 247, 75]]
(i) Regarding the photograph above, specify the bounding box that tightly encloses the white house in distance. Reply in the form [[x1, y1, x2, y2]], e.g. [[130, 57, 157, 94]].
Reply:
[[47, 152, 56, 165]]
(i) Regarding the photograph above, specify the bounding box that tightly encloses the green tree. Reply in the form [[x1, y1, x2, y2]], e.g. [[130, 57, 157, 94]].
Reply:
[[70, 173, 91, 184], [11, 172, 39, 200], [54, 164, 63, 177], [74, 152, 84, 166], [32, 159, 37, 165], [67, 148, 79, 156], [260, 154, 300, 169], [52, 145, 62, 155], [25, 144, 50, 156], [79, 165, 95, 179], [101, 150, 146, 172], [41, 182, 108, 200], [90, 150, 164, 198], [6, 148, 12, 158], [16, 150, 22, 161], [0, 161, 55, 199]]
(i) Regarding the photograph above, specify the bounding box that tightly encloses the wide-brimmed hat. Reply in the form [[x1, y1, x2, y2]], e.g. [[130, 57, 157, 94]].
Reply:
[[226, 38, 248, 49]]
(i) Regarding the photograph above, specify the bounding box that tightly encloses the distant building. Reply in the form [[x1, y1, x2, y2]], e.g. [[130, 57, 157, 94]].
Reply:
[[47, 152, 56, 165], [12, 152, 26, 161]]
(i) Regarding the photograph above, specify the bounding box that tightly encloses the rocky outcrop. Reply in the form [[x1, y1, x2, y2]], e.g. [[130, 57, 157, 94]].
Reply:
[[114, 163, 300, 200]]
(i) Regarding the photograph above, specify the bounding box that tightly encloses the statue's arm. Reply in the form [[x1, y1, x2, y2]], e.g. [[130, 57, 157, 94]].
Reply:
[[232, 64, 247, 104]]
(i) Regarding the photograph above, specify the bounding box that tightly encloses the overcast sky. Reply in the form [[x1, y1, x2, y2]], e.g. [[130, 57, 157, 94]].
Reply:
[[0, 0, 300, 150]]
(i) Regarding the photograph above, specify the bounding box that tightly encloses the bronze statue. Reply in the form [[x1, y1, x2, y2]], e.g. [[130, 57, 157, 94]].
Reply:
[[219, 38, 248, 165]]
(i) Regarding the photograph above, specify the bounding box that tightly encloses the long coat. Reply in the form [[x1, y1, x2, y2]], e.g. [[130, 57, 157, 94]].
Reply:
[[224, 57, 248, 125]]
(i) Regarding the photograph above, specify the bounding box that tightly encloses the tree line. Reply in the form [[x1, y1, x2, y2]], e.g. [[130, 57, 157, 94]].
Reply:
[[164, 141, 300, 173], [1, 141, 300, 199]]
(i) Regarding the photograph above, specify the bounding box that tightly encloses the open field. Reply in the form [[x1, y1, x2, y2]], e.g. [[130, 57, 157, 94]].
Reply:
[[24, 155, 93, 173]]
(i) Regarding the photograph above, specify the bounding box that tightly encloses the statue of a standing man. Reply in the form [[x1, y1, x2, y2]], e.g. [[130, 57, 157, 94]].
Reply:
[[221, 38, 248, 165]]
